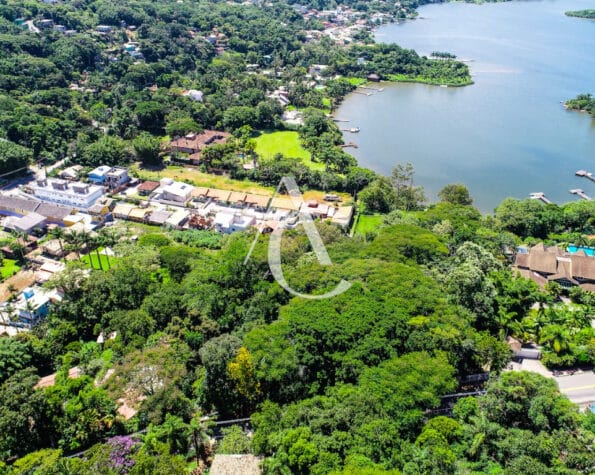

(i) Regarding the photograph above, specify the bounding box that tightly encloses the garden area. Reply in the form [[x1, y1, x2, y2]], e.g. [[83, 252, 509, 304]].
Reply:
[[254, 130, 325, 171]]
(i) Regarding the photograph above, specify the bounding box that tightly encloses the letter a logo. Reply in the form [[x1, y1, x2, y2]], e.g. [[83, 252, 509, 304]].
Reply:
[[245, 176, 351, 299]]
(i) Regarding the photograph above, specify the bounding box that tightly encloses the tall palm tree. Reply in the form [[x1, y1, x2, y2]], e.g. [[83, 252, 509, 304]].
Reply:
[[77, 230, 92, 263], [91, 235, 104, 271], [6, 284, 18, 302], [9, 238, 27, 264], [49, 226, 66, 262], [539, 324, 571, 354], [509, 318, 536, 346], [573, 234, 589, 248], [64, 230, 82, 260], [98, 228, 118, 270], [190, 411, 214, 468]]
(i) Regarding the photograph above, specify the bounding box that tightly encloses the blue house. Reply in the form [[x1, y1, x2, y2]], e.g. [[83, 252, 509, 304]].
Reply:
[[88, 165, 112, 184]]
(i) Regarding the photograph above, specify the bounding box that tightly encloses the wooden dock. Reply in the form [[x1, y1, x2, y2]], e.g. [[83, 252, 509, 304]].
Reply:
[[529, 192, 552, 204], [570, 189, 592, 201], [340, 142, 358, 149], [358, 86, 384, 92], [575, 170, 595, 183]]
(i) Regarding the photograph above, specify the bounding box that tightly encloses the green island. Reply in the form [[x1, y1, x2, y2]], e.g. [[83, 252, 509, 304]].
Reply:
[[0, 0, 593, 474], [566, 93, 595, 116], [565, 9, 595, 19]]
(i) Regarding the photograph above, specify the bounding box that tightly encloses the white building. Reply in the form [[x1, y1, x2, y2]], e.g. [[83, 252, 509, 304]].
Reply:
[[31, 178, 103, 210], [214, 212, 255, 233], [182, 89, 204, 102], [161, 181, 195, 203], [0, 287, 62, 328]]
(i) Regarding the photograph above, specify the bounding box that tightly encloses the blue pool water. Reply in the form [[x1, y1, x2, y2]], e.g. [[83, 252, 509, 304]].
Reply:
[[567, 246, 595, 257]]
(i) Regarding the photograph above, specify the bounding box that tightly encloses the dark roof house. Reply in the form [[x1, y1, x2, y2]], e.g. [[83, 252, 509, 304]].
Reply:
[[513, 243, 595, 290]]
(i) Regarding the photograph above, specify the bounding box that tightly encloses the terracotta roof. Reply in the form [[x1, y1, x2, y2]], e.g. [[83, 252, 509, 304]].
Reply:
[[138, 181, 160, 192], [271, 196, 302, 211], [169, 130, 231, 154], [228, 191, 247, 204], [191, 187, 210, 198], [207, 189, 231, 202], [244, 194, 271, 208]]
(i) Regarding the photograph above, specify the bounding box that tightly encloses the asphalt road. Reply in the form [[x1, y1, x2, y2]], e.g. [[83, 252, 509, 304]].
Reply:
[[554, 371, 595, 406]]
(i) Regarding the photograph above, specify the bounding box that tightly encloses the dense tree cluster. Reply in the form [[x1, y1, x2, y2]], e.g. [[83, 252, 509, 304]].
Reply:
[[565, 93, 595, 116]]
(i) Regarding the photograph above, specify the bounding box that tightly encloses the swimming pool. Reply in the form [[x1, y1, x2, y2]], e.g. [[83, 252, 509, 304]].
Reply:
[[567, 246, 595, 257]]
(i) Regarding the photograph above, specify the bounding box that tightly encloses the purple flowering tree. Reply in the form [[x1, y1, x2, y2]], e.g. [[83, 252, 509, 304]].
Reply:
[[106, 435, 140, 474]]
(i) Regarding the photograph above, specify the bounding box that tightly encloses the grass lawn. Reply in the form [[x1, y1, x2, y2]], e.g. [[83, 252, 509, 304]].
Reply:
[[131, 164, 274, 196], [0, 259, 20, 279], [254, 131, 326, 171], [81, 252, 116, 270], [355, 215, 383, 235], [345, 77, 368, 87]]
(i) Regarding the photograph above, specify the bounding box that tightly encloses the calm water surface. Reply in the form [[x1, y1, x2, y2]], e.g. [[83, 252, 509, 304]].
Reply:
[[336, 0, 595, 212]]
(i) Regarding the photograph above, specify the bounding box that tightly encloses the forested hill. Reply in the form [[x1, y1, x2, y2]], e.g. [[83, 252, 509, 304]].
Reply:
[[0, 0, 469, 174]]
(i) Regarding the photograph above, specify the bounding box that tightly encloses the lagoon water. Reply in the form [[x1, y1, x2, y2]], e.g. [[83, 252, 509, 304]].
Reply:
[[336, 0, 595, 212]]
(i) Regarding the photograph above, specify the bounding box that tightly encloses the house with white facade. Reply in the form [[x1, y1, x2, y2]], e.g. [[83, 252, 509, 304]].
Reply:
[[31, 178, 103, 210], [161, 180, 195, 203]]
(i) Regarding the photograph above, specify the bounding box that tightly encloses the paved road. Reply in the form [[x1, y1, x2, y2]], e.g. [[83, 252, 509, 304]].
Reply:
[[554, 371, 595, 406]]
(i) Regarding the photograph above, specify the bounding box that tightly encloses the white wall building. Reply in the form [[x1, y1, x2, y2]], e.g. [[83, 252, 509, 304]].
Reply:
[[31, 178, 103, 210], [161, 181, 195, 203]]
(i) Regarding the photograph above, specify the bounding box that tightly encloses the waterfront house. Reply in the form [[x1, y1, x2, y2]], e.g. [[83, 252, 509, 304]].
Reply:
[[513, 243, 595, 291]]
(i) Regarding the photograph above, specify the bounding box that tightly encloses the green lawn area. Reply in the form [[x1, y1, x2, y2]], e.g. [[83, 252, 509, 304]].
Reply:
[[345, 77, 368, 86], [131, 164, 274, 195], [82, 252, 115, 270], [0, 259, 20, 279], [254, 130, 325, 171], [355, 214, 384, 235]]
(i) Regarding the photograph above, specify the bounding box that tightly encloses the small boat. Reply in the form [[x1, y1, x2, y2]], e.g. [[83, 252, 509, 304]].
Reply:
[[349, 127, 360, 133]]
